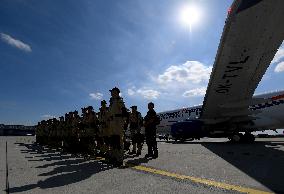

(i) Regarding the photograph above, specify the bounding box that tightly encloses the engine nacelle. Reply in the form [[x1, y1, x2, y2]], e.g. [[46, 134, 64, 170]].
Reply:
[[170, 120, 206, 140]]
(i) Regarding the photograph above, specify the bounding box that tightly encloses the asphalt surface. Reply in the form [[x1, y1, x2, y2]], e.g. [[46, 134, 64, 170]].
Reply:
[[1, 136, 284, 194]]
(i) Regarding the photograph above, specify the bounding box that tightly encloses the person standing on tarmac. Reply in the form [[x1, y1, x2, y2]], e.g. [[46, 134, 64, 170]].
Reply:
[[57, 116, 65, 148], [129, 105, 143, 156], [70, 111, 80, 153], [108, 87, 128, 166], [80, 106, 98, 156], [98, 100, 110, 157], [144, 102, 160, 159], [35, 121, 43, 144]]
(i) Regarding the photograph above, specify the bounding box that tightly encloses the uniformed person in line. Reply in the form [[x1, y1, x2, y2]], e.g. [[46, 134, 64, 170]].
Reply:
[[47, 119, 53, 147], [42, 120, 48, 145], [79, 107, 88, 153], [129, 105, 143, 156], [52, 118, 61, 148], [35, 121, 42, 144], [57, 116, 65, 148], [108, 87, 128, 166], [98, 100, 110, 157], [63, 111, 79, 153], [81, 106, 98, 155], [144, 102, 160, 159], [123, 110, 130, 153], [71, 111, 81, 153], [62, 113, 71, 151]]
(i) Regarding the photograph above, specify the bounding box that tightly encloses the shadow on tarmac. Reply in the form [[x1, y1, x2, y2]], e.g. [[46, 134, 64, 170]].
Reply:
[[126, 156, 152, 167], [201, 140, 284, 194], [132, 137, 284, 194], [166, 139, 284, 193], [165, 139, 284, 194], [9, 142, 114, 193]]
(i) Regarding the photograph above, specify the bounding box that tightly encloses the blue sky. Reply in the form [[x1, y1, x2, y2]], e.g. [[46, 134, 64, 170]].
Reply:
[[0, 0, 284, 125]]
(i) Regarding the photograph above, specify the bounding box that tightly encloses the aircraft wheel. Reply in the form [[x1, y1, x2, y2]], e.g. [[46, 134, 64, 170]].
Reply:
[[243, 133, 255, 143], [231, 133, 242, 143]]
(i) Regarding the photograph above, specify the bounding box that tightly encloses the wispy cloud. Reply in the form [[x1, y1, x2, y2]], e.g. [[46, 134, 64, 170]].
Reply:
[[272, 46, 284, 64], [274, 61, 284, 73], [89, 92, 103, 100], [136, 88, 160, 99], [0, 33, 32, 52], [183, 87, 206, 97], [127, 86, 160, 99], [127, 88, 136, 96], [41, 114, 56, 119]]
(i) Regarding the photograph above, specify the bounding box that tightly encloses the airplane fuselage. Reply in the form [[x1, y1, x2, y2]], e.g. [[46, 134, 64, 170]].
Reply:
[[157, 90, 284, 135]]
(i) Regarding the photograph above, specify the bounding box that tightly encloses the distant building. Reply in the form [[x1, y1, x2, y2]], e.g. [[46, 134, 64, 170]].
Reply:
[[0, 124, 35, 136]]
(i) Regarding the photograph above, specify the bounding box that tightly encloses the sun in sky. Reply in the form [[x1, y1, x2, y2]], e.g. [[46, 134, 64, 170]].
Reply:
[[179, 4, 203, 32]]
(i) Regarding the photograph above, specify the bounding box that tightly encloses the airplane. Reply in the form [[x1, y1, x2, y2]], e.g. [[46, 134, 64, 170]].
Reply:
[[157, 0, 284, 143]]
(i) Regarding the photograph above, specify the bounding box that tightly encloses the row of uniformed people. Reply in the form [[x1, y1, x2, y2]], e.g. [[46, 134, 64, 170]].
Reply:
[[36, 87, 159, 166]]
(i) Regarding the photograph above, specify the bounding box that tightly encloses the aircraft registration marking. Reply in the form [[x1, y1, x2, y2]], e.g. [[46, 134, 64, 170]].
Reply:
[[128, 164, 273, 194], [215, 55, 249, 94]]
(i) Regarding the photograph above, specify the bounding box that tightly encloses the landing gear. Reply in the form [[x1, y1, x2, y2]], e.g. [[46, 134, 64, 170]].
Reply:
[[230, 133, 243, 143], [242, 132, 255, 143], [229, 132, 255, 143]]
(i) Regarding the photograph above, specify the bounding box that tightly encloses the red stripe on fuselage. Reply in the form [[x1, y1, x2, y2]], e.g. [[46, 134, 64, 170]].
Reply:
[[271, 94, 284, 100]]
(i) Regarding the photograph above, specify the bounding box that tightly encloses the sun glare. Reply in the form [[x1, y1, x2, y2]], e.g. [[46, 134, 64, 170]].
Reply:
[[179, 5, 202, 31]]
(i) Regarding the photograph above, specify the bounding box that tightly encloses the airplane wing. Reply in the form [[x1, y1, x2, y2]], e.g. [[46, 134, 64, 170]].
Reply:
[[200, 0, 284, 125]]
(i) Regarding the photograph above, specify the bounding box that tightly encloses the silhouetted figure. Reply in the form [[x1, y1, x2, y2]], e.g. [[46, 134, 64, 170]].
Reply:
[[144, 102, 160, 159]]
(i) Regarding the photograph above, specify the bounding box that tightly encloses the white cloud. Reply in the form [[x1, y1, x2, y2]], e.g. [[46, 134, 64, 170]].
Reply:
[[274, 61, 284, 73], [183, 87, 206, 97], [89, 92, 103, 100], [157, 61, 212, 84], [136, 88, 160, 99], [127, 86, 160, 99], [272, 46, 284, 64], [0, 33, 32, 52], [41, 114, 56, 119], [127, 88, 136, 96], [128, 60, 210, 103]]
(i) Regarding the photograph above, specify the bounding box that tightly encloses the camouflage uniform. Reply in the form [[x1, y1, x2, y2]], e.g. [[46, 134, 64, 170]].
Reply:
[[36, 121, 43, 144], [71, 111, 81, 153], [42, 120, 48, 145], [98, 100, 110, 156], [144, 102, 160, 158], [47, 119, 54, 147], [62, 113, 71, 151], [51, 118, 60, 148], [80, 106, 98, 155], [57, 116, 65, 148], [108, 87, 127, 166], [129, 106, 143, 155], [63, 112, 80, 153]]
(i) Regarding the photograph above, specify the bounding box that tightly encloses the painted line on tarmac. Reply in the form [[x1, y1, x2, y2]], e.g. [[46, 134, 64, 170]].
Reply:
[[127, 163, 273, 194]]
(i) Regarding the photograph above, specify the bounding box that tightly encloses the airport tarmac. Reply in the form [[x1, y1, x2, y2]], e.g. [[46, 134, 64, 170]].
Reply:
[[1, 136, 284, 194]]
